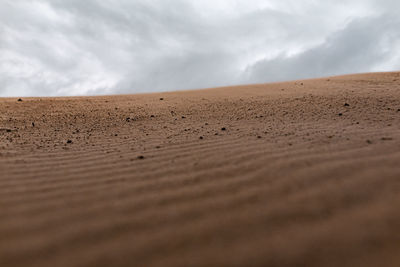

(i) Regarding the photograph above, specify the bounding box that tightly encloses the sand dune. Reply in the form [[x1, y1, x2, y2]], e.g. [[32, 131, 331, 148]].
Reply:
[[1, 72, 400, 266]]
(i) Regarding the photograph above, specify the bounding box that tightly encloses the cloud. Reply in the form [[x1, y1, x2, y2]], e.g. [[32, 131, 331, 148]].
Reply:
[[245, 14, 400, 83], [0, 0, 399, 96]]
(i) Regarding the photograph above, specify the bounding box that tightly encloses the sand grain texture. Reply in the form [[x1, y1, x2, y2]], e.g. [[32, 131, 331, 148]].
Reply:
[[1, 72, 400, 266]]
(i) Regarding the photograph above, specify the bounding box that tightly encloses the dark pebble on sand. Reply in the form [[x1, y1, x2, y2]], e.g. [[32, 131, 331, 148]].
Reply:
[[150, 115, 155, 118], [338, 113, 343, 116], [67, 140, 73, 144], [199, 136, 204, 140], [344, 103, 350, 107], [182, 116, 186, 119], [137, 155, 145, 159], [221, 127, 226, 131], [160, 98, 164, 100], [17, 98, 22, 102], [32, 122, 35, 127]]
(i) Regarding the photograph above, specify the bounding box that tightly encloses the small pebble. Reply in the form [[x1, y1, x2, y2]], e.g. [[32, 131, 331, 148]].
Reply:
[[137, 155, 145, 159], [221, 127, 226, 131], [17, 98, 23, 102], [67, 140, 73, 144]]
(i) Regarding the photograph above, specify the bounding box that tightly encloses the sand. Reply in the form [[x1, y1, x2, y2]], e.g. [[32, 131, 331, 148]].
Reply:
[[1, 72, 400, 267]]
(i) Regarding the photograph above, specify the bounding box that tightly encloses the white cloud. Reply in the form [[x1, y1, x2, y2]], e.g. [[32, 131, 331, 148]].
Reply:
[[0, 0, 399, 96]]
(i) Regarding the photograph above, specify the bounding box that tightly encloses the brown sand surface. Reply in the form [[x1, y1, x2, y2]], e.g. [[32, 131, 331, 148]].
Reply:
[[1, 72, 400, 267]]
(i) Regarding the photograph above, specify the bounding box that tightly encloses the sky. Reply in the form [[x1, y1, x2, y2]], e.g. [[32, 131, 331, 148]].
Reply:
[[1, 0, 400, 97]]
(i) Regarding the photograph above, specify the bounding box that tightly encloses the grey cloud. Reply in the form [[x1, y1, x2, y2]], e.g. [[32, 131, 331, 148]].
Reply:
[[0, 1, 399, 96], [245, 15, 400, 83]]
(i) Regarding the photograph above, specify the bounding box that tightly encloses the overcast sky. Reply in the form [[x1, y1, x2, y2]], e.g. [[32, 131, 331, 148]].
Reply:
[[1, 0, 399, 96]]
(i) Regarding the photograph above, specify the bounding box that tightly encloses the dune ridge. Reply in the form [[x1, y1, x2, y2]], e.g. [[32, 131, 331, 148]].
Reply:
[[1, 72, 400, 266]]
